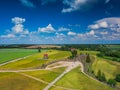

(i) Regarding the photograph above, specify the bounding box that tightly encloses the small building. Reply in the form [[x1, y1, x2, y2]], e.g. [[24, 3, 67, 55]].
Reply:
[[44, 54, 49, 59]]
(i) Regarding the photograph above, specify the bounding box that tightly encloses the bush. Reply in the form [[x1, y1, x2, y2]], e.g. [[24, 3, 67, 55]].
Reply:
[[107, 79, 116, 87], [115, 74, 120, 82]]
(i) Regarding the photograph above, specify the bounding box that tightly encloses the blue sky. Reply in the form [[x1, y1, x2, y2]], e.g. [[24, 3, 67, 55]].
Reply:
[[0, 0, 120, 44]]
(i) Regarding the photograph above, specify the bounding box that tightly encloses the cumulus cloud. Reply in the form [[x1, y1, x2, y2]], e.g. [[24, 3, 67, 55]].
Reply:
[[1, 17, 29, 39], [88, 17, 120, 40], [19, 0, 35, 8], [68, 31, 76, 36], [12, 17, 25, 24], [11, 17, 29, 34], [89, 21, 108, 29], [1, 34, 16, 38], [38, 24, 55, 33]]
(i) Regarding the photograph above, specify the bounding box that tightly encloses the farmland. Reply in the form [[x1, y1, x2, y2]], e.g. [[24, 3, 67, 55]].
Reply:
[[0, 48, 38, 64], [0, 46, 120, 90], [52, 66, 113, 90], [0, 50, 71, 70]]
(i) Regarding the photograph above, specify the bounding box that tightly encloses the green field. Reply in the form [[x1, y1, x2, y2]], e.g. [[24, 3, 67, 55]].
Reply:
[[51, 66, 113, 90], [0, 72, 47, 90], [23, 67, 66, 83], [0, 50, 71, 70], [106, 45, 120, 50], [0, 67, 66, 90], [0, 48, 38, 64]]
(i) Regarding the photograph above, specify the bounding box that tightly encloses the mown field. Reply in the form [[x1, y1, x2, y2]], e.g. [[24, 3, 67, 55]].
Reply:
[[0, 50, 71, 70], [0, 67, 66, 90], [0, 72, 47, 90], [0, 48, 38, 64], [51, 66, 113, 90]]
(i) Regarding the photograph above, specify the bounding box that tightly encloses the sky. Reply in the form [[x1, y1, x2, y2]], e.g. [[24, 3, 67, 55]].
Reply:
[[0, 0, 120, 44]]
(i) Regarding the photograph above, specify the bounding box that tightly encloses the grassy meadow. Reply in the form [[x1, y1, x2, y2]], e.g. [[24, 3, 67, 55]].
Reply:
[[0, 48, 38, 64], [0, 72, 47, 90], [52, 66, 113, 90], [0, 50, 71, 70]]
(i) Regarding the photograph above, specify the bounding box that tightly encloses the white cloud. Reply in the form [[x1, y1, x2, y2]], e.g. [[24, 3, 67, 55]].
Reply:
[[12, 24, 24, 33], [38, 24, 55, 33], [1, 34, 16, 38], [58, 27, 70, 32], [88, 17, 120, 40], [68, 31, 76, 36], [88, 24, 99, 29], [19, 0, 35, 8], [1, 17, 29, 39], [89, 21, 108, 29], [12, 17, 25, 24], [87, 30, 95, 35], [62, 0, 87, 13], [99, 21, 108, 28]]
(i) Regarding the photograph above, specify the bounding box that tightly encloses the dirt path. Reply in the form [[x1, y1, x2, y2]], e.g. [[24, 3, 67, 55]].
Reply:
[[44, 61, 81, 90]]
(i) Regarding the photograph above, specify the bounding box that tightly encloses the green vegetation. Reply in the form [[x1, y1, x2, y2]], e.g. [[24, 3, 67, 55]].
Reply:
[[23, 67, 66, 82], [107, 79, 116, 87], [0, 50, 71, 70], [92, 57, 117, 79], [54, 66, 113, 90], [0, 48, 38, 64], [0, 72, 47, 90]]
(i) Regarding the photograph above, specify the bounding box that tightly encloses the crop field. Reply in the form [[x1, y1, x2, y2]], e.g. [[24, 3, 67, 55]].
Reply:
[[0, 48, 38, 64], [0, 67, 66, 90], [0, 72, 47, 90], [51, 66, 113, 90], [0, 50, 71, 70], [0, 49, 119, 90], [23, 67, 66, 83]]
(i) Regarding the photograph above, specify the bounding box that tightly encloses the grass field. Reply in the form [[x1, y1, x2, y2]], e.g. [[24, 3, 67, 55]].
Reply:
[[52, 66, 113, 90], [23, 67, 66, 83], [0, 72, 47, 90], [0, 50, 71, 70], [0, 67, 66, 90], [0, 48, 38, 64], [92, 57, 120, 80]]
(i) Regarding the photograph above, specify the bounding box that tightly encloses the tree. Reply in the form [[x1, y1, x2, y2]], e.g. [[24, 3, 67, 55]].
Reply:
[[71, 49, 77, 58], [97, 69, 101, 80], [101, 73, 106, 82], [97, 70, 106, 82], [107, 79, 116, 87], [86, 54, 91, 63], [115, 74, 120, 82], [38, 47, 41, 53]]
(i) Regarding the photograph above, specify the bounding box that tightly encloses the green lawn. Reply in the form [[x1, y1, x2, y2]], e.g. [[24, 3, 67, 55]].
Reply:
[[53, 66, 114, 90], [0, 72, 47, 90], [0, 48, 38, 64], [0, 50, 71, 70], [23, 67, 66, 83]]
